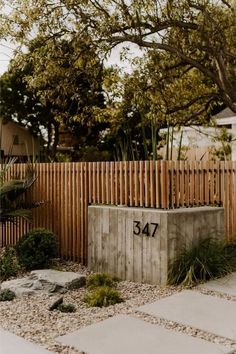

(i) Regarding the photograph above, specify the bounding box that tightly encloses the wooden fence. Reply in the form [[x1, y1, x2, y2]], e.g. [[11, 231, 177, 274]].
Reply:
[[1, 161, 236, 263]]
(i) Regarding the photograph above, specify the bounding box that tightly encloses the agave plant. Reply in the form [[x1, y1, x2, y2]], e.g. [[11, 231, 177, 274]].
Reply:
[[0, 158, 38, 224]]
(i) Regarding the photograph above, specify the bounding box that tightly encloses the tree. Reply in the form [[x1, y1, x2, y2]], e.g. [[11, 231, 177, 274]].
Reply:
[[0, 34, 108, 160], [103, 50, 218, 160], [0, 62, 55, 157], [2, 0, 235, 113], [83, 0, 236, 113]]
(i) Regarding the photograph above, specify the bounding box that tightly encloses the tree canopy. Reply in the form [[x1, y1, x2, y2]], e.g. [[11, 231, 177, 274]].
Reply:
[[2, 0, 235, 112]]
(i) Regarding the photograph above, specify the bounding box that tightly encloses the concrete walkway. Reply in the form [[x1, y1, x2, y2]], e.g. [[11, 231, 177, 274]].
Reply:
[[200, 272, 236, 296], [57, 315, 232, 354], [0, 328, 53, 354], [57, 274, 236, 354]]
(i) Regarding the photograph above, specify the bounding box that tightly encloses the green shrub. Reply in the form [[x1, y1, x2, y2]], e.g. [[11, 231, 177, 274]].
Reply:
[[84, 286, 123, 307], [168, 237, 236, 286], [86, 273, 118, 289], [0, 289, 16, 301], [57, 303, 76, 313], [16, 228, 57, 270], [0, 247, 20, 280]]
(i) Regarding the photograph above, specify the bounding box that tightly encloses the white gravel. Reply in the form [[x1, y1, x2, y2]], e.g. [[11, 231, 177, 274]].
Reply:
[[0, 262, 235, 354]]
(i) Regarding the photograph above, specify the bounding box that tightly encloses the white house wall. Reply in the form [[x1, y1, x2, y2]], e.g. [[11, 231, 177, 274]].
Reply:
[[160, 126, 230, 161]]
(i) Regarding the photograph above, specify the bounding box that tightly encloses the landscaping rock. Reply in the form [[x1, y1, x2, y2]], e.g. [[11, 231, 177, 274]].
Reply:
[[0, 270, 86, 297], [1, 278, 38, 297], [30, 269, 86, 290], [48, 296, 64, 311]]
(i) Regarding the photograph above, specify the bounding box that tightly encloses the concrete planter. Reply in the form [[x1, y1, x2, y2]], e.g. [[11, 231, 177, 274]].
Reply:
[[88, 206, 224, 285]]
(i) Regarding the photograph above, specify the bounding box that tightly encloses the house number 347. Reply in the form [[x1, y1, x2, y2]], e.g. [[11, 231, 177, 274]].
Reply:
[[133, 221, 159, 237]]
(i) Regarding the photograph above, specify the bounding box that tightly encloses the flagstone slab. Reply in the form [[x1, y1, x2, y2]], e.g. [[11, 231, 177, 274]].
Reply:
[[56, 315, 232, 354], [200, 273, 236, 296], [0, 328, 53, 354], [137, 290, 236, 340]]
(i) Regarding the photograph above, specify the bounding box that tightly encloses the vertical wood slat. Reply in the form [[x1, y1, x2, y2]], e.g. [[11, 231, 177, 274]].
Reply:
[[233, 162, 236, 241], [115, 162, 119, 204], [139, 161, 144, 207], [179, 161, 185, 206], [175, 161, 180, 208], [199, 161, 204, 205], [129, 161, 134, 207], [194, 161, 199, 206], [144, 161, 149, 207], [124, 162, 128, 206], [84, 162, 89, 263], [150, 160, 155, 208], [134, 162, 139, 207], [161, 161, 167, 209], [1, 160, 236, 263], [110, 161, 115, 205], [185, 162, 190, 207], [155, 161, 161, 208], [119, 161, 124, 205]]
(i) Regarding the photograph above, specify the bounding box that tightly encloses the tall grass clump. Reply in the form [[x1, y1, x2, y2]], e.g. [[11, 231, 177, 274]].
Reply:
[[168, 236, 236, 286]]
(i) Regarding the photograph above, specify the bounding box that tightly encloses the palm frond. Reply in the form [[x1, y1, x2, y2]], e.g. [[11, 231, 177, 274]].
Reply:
[[0, 158, 17, 186], [1, 209, 32, 223]]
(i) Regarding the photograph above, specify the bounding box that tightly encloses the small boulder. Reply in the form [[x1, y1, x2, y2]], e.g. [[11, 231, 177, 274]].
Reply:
[[1, 278, 37, 297], [0, 270, 86, 297], [29, 269, 86, 290], [49, 296, 64, 311]]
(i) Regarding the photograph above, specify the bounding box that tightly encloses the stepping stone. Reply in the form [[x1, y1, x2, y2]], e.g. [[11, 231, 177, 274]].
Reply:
[[137, 290, 236, 340], [200, 273, 236, 296], [56, 315, 233, 354], [0, 328, 53, 354]]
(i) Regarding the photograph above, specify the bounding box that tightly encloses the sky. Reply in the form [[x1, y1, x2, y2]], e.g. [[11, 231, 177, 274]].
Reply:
[[0, 40, 15, 74]]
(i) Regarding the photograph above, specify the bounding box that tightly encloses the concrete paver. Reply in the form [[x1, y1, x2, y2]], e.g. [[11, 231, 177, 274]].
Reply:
[[200, 273, 236, 296], [56, 315, 233, 354], [0, 328, 53, 354], [137, 290, 236, 340]]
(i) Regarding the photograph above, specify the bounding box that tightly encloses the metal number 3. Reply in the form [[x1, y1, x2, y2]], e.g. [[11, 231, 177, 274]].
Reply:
[[133, 221, 141, 235]]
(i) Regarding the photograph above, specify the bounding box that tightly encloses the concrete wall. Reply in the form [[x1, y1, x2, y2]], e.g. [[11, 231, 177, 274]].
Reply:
[[0, 120, 40, 157], [88, 206, 224, 285]]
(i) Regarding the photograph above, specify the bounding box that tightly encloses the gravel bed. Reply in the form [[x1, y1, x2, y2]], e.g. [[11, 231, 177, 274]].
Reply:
[[0, 262, 235, 354]]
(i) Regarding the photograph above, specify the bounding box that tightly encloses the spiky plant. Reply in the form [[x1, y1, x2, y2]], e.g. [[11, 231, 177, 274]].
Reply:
[[0, 158, 38, 224], [168, 237, 236, 287]]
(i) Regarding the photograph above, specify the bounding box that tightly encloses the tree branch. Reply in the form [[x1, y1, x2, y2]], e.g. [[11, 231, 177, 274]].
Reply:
[[109, 34, 221, 85]]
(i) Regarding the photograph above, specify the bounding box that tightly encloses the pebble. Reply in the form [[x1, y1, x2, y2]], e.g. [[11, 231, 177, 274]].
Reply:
[[0, 261, 236, 354]]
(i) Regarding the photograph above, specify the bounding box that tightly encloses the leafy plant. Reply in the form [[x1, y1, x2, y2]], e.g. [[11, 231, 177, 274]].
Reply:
[[16, 228, 58, 270], [86, 273, 119, 289], [0, 289, 16, 301], [168, 237, 236, 286], [84, 286, 123, 307], [57, 303, 76, 313], [0, 247, 20, 280]]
